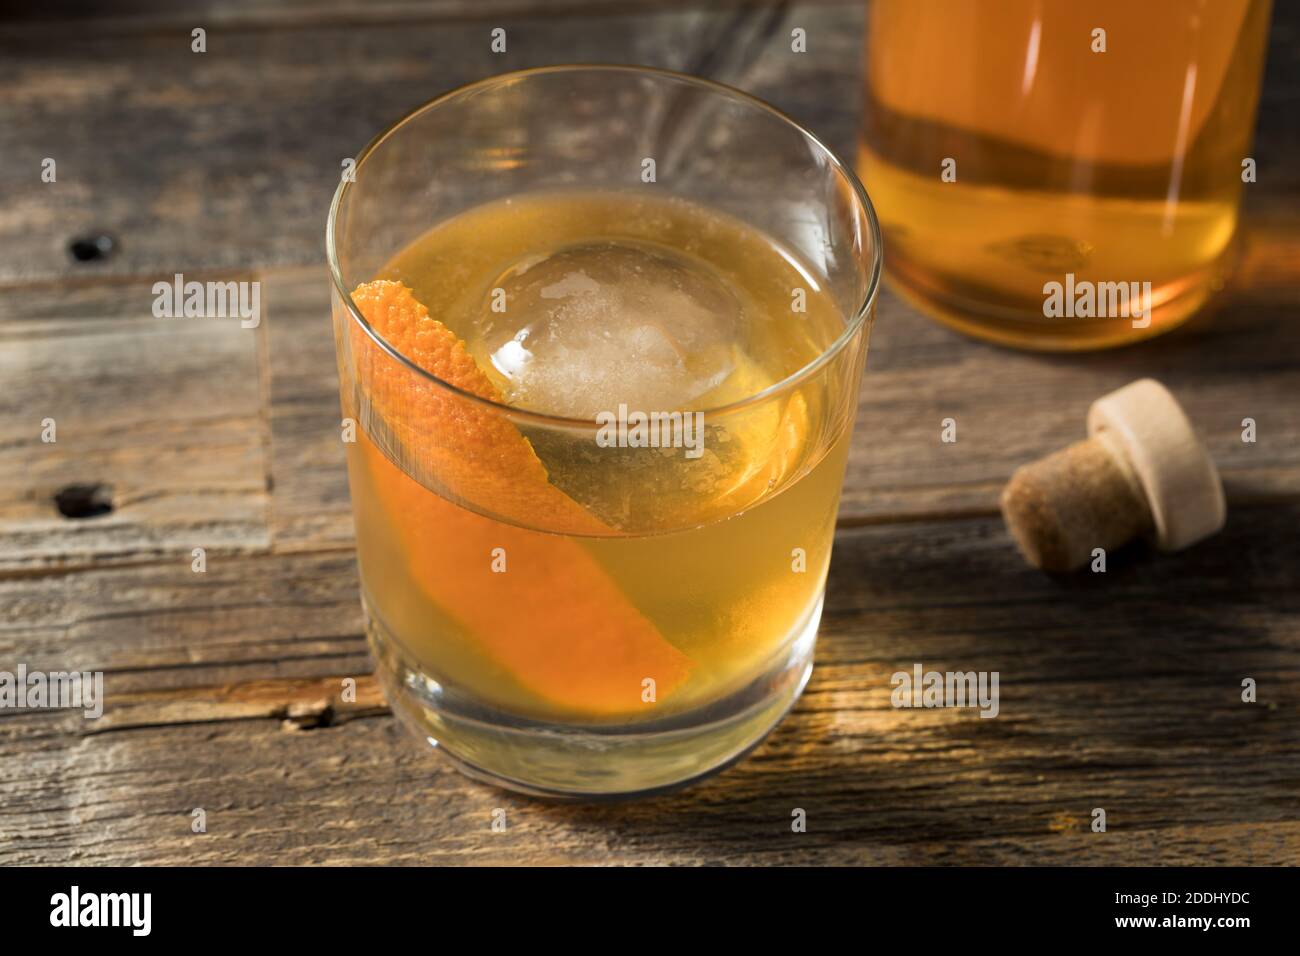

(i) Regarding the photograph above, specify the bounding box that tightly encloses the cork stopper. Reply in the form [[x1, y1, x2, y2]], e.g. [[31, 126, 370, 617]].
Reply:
[[1000, 379, 1226, 572]]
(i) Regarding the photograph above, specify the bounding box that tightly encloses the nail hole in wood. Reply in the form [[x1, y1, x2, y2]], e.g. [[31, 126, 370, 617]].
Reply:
[[54, 483, 114, 519], [67, 234, 115, 263]]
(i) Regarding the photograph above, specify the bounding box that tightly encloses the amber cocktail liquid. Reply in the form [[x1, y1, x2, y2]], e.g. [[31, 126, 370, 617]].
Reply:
[[329, 68, 878, 796]]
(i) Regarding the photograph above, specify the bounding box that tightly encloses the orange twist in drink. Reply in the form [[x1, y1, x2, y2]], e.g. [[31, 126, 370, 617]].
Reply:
[[349, 280, 692, 718]]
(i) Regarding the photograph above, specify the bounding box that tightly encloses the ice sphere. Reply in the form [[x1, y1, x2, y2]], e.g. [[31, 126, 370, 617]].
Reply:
[[471, 240, 743, 418]]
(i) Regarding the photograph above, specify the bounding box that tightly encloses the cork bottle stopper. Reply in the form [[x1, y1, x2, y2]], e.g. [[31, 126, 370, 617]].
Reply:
[[1000, 379, 1226, 572]]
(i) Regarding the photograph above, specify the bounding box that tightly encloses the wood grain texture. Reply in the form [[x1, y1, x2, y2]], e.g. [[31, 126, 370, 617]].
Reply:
[[1, 506, 1296, 865], [0, 0, 1297, 866], [844, 249, 1300, 522], [262, 269, 354, 550], [0, 3, 859, 284], [0, 278, 269, 571], [1, 0, 810, 33]]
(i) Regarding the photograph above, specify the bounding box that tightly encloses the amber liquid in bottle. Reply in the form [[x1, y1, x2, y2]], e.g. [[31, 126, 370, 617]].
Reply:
[[859, 0, 1271, 350]]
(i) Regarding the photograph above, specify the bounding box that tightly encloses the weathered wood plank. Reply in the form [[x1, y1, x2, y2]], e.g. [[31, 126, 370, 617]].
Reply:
[[0, 279, 270, 571], [2, 504, 1295, 864], [0, 3, 861, 285], [261, 269, 355, 550], [843, 242, 1300, 520], [0, 550, 367, 695], [93, 674, 388, 733], [1, 0, 813, 33], [7, 710, 1296, 866]]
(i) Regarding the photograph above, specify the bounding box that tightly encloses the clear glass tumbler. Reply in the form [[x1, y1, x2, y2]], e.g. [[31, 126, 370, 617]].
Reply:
[[328, 66, 880, 797]]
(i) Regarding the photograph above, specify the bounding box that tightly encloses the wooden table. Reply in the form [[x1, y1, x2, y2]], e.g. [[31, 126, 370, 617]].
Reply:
[[2, 1, 1297, 865]]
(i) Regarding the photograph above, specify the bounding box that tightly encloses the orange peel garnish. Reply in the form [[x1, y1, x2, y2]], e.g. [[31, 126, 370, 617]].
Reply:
[[349, 280, 692, 717]]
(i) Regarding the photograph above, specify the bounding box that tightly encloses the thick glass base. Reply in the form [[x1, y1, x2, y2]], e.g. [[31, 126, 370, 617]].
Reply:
[[366, 591, 821, 799]]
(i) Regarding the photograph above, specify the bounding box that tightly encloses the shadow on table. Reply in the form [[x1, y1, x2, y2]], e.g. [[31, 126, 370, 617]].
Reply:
[[528, 501, 1297, 861]]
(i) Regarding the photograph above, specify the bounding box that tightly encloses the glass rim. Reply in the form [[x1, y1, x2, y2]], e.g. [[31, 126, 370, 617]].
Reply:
[[326, 63, 882, 427]]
